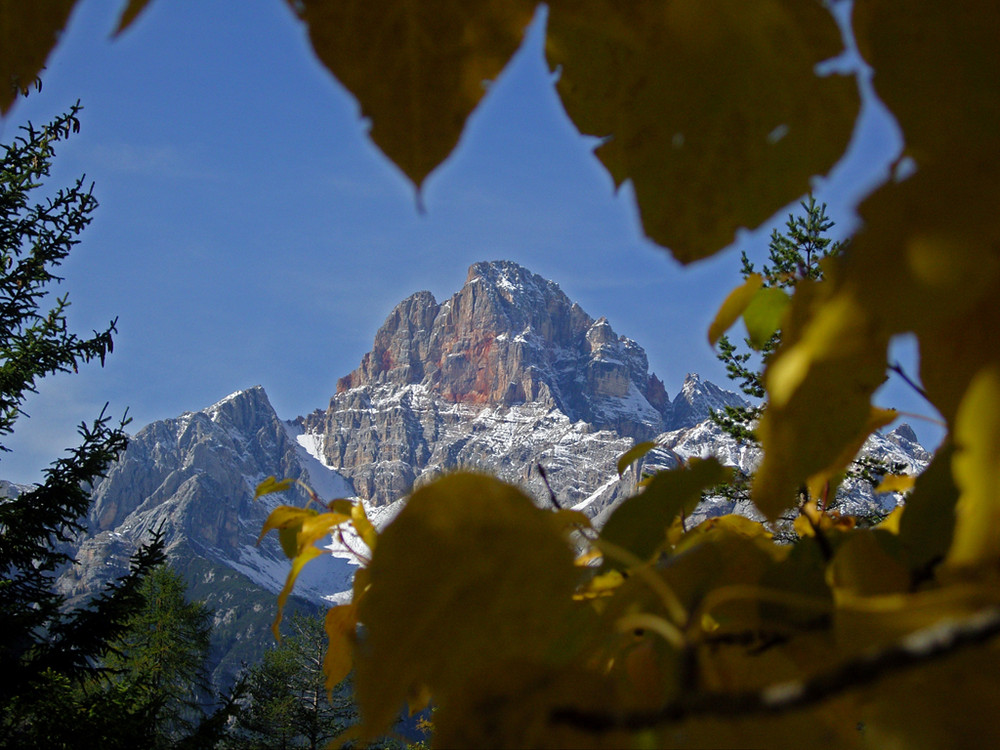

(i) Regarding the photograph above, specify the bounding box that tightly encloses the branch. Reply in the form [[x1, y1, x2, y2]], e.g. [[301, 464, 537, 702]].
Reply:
[[551, 606, 1000, 732], [888, 361, 932, 405]]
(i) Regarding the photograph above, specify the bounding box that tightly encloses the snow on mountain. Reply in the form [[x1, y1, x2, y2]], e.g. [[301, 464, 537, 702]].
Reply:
[[48, 260, 931, 686]]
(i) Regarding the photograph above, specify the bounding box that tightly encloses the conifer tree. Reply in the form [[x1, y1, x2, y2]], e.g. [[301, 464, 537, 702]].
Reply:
[[104, 564, 216, 747], [712, 197, 903, 513], [0, 103, 165, 747], [229, 612, 357, 750]]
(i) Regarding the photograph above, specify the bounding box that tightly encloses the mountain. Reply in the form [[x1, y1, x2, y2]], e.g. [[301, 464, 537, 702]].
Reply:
[[54, 387, 358, 685], [43, 260, 928, 686]]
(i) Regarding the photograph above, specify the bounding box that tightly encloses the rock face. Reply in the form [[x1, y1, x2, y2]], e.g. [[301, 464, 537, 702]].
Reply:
[[302, 261, 675, 512], [291, 260, 927, 522], [47, 259, 931, 687], [334, 261, 662, 433], [55, 386, 357, 686]]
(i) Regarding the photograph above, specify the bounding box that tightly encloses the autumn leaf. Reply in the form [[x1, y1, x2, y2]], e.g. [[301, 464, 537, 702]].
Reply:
[[545, 0, 858, 262], [743, 286, 790, 350], [353, 472, 580, 738], [616, 440, 657, 477], [113, 0, 154, 36], [708, 273, 763, 346], [324, 603, 358, 693], [948, 366, 1000, 568], [600, 457, 730, 566], [286, 0, 535, 188], [0, 1, 77, 114]]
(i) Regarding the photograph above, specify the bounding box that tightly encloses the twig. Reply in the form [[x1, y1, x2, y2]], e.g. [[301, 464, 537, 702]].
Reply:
[[888, 361, 932, 405], [536, 464, 563, 510], [551, 606, 1000, 732]]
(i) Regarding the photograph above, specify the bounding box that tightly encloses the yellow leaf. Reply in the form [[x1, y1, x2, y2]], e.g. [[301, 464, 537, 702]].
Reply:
[[948, 366, 1000, 567], [353, 472, 579, 738], [742, 286, 790, 350], [546, 0, 858, 262], [829, 530, 910, 597], [616, 440, 657, 477], [708, 273, 762, 345], [257, 504, 315, 544], [753, 281, 891, 520], [287, 0, 535, 188], [574, 569, 625, 600], [551, 508, 591, 532], [574, 548, 602, 567], [406, 683, 432, 717], [328, 498, 354, 515], [804, 407, 898, 502], [324, 603, 358, 693], [876, 505, 904, 534], [272, 544, 323, 641], [0, 1, 77, 114], [351, 501, 377, 551], [854, 0, 1000, 174], [352, 565, 371, 601], [298, 510, 352, 550], [875, 474, 917, 494], [254, 475, 295, 500], [600, 458, 730, 567]]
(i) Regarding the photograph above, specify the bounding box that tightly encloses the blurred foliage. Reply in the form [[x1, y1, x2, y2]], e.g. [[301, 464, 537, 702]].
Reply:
[[253, 0, 1000, 745]]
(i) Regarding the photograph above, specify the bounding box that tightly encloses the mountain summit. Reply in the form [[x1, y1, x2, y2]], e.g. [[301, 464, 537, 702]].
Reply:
[[335, 260, 670, 437], [299, 260, 740, 507]]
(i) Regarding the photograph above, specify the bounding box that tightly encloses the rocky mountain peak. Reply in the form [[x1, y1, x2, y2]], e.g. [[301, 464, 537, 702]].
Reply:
[[667, 373, 749, 430], [333, 260, 667, 433]]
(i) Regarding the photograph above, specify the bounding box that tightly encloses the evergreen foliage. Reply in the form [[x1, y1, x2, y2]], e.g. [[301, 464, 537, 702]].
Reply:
[[103, 564, 217, 747], [711, 198, 907, 515], [0, 103, 166, 746], [228, 613, 357, 750]]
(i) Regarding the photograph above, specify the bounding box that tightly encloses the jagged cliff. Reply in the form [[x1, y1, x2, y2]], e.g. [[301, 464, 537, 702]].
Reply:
[[297, 260, 744, 512]]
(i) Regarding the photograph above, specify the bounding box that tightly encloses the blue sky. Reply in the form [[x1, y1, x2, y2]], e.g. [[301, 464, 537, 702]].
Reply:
[[1, 1, 934, 484]]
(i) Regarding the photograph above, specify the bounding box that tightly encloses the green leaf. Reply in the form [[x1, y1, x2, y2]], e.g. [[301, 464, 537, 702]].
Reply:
[[278, 527, 299, 559], [708, 274, 763, 346], [600, 457, 731, 567], [742, 286, 790, 350], [616, 440, 657, 477], [898, 443, 957, 576]]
